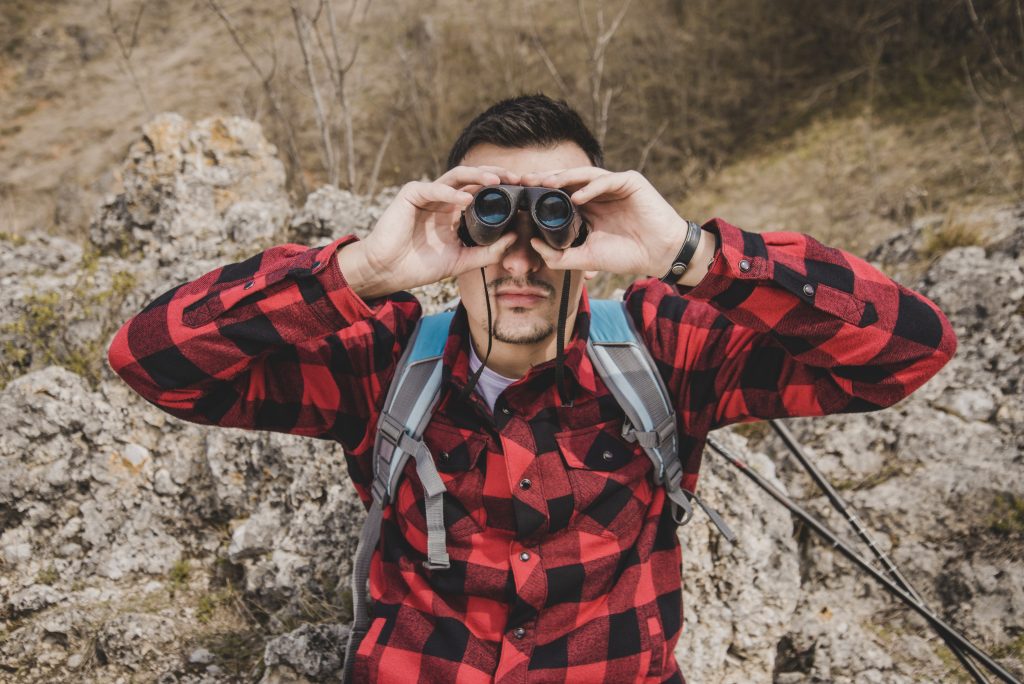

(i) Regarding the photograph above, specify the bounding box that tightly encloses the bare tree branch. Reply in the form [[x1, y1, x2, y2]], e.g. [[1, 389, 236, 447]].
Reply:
[[963, 0, 1019, 81], [366, 113, 396, 200], [105, 0, 152, 116], [291, 1, 338, 186], [527, 18, 572, 100], [396, 42, 442, 177], [578, 0, 633, 145], [207, 0, 307, 195], [637, 119, 669, 173], [962, 56, 1024, 198], [324, 0, 366, 190]]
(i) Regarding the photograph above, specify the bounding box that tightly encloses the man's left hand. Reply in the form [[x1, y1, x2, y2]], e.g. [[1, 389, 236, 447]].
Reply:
[[519, 167, 690, 277]]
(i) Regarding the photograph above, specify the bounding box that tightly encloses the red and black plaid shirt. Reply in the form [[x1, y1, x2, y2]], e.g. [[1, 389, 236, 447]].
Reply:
[[108, 219, 956, 683]]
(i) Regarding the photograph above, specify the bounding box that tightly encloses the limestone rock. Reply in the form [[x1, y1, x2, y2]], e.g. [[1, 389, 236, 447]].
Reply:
[[2, 112, 1022, 683], [260, 622, 350, 682]]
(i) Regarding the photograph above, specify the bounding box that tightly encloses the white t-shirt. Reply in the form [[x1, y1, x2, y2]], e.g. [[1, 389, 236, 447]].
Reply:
[[467, 341, 519, 413]]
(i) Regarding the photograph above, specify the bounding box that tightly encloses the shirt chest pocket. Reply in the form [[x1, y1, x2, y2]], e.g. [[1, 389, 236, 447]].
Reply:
[[554, 419, 654, 540], [393, 420, 488, 542]]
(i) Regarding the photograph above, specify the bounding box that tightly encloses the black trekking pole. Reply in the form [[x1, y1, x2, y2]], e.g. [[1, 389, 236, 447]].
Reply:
[[768, 419, 991, 684], [705, 435, 1022, 684]]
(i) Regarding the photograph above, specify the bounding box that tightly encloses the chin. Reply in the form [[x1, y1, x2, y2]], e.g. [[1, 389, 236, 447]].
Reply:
[[492, 318, 555, 346]]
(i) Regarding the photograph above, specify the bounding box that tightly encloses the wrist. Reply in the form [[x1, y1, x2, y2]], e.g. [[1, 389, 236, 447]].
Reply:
[[655, 219, 702, 283], [674, 228, 716, 287], [336, 240, 393, 299]]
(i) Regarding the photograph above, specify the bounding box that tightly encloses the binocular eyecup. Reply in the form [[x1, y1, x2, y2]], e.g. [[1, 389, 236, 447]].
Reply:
[[458, 184, 588, 250]]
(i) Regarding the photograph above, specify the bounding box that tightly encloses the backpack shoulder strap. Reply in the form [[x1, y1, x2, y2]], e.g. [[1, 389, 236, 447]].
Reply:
[[586, 299, 735, 542], [343, 310, 453, 682]]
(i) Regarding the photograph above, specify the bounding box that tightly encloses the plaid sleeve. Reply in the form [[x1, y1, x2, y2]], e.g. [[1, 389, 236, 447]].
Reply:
[[106, 234, 421, 453], [625, 218, 957, 430]]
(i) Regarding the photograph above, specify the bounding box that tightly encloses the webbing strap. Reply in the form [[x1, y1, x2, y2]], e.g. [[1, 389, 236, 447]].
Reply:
[[414, 448, 451, 569], [622, 414, 677, 462], [342, 498, 383, 682]]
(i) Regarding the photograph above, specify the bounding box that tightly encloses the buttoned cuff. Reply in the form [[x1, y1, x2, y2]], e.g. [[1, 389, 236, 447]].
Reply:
[[313, 234, 375, 326], [675, 218, 765, 301], [679, 218, 879, 328]]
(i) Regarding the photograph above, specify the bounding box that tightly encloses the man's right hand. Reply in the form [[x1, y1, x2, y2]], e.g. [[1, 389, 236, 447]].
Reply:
[[339, 166, 523, 298]]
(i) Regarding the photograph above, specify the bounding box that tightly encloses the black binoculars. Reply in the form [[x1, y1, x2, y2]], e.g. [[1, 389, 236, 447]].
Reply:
[[458, 185, 588, 250]]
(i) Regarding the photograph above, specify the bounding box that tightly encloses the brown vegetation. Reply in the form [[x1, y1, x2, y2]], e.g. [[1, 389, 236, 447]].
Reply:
[[0, 0, 1022, 250]]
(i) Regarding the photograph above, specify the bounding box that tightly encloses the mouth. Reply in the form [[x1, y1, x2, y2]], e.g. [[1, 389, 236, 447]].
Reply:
[[496, 293, 546, 307], [495, 288, 549, 307]]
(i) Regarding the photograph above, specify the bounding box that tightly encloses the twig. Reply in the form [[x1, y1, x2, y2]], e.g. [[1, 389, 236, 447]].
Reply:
[[962, 57, 1024, 198], [396, 43, 442, 177], [578, 0, 634, 145], [963, 0, 1018, 82], [324, 0, 366, 190], [105, 0, 152, 116], [527, 2, 572, 100], [366, 110, 396, 199], [637, 119, 668, 173], [291, 1, 338, 186], [207, 0, 308, 195]]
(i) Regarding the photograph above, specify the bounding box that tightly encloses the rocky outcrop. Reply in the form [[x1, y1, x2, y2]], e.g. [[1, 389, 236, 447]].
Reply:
[[1, 114, 1020, 683]]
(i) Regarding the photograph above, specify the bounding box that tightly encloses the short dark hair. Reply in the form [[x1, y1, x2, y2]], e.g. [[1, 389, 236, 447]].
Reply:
[[446, 93, 604, 170]]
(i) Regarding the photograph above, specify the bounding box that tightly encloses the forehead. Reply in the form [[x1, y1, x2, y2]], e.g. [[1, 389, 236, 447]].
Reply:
[[459, 142, 593, 176]]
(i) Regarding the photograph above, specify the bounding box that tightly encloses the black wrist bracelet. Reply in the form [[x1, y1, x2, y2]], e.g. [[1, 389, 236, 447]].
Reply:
[[659, 220, 703, 283]]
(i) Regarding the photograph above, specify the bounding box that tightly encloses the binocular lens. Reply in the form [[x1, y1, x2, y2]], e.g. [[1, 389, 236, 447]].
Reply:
[[475, 189, 511, 225], [458, 184, 586, 251], [535, 192, 572, 228]]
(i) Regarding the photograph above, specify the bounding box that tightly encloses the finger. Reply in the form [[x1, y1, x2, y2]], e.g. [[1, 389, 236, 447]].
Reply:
[[525, 167, 610, 191], [452, 232, 518, 275], [570, 171, 637, 206], [519, 168, 567, 186], [435, 166, 502, 190], [529, 237, 594, 272], [405, 181, 473, 210], [475, 166, 522, 185]]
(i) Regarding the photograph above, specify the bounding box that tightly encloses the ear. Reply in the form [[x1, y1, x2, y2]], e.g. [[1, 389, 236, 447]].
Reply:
[[584, 270, 598, 281]]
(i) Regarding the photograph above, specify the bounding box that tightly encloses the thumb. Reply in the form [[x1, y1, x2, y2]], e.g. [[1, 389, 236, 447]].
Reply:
[[530, 237, 586, 271], [453, 232, 517, 275]]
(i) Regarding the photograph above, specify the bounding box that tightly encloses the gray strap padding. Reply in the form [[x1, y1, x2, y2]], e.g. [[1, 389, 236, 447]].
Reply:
[[414, 449, 451, 570], [342, 317, 450, 682], [588, 340, 677, 484], [586, 301, 736, 542]]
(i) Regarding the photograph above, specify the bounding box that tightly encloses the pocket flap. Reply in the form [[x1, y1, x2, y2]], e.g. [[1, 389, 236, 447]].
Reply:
[[555, 421, 636, 471]]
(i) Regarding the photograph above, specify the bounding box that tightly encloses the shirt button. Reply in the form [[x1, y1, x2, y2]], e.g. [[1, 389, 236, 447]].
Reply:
[[602, 450, 614, 462], [519, 478, 532, 490], [802, 283, 815, 297], [738, 259, 751, 273], [519, 551, 531, 562], [439, 451, 450, 462], [243, 280, 255, 290], [501, 407, 511, 415], [512, 627, 526, 639]]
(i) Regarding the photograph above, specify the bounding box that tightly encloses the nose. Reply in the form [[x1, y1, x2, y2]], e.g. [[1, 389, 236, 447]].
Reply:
[[499, 215, 543, 276]]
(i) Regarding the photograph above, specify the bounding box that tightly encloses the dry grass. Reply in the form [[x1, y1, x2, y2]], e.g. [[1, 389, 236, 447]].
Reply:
[[921, 210, 988, 259], [681, 99, 1024, 255]]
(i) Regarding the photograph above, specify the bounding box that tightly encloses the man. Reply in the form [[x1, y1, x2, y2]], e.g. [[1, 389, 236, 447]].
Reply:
[[108, 94, 956, 682]]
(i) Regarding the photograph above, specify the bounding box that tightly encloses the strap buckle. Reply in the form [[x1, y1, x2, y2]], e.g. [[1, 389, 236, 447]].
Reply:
[[378, 412, 406, 449]]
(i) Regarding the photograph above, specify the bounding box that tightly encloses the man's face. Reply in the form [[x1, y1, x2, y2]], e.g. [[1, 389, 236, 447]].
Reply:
[[455, 142, 595, 347]]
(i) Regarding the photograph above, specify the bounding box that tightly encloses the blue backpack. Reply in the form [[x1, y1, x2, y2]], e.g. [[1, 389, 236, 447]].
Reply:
[[341, 299, 734, 680]]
